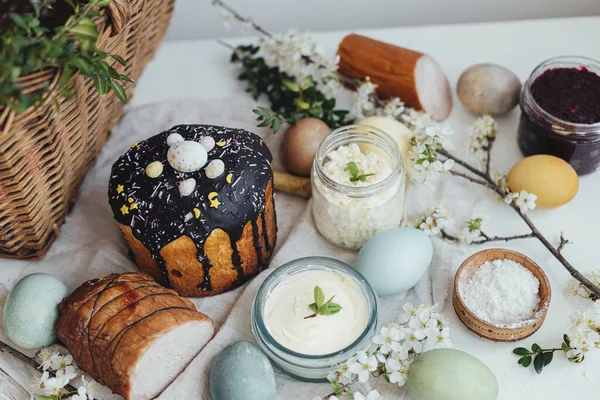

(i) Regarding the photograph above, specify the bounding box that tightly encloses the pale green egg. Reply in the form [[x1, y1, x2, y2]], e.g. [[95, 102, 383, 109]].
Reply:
[[407, 349, 499, 400], [3, 273, 68, 349]]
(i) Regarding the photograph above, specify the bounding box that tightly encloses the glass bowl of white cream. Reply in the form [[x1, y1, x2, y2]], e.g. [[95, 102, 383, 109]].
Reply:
[[252, 256, 379, 381]]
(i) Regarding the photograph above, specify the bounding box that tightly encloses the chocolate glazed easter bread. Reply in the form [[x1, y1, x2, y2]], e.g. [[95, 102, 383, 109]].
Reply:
[[57, 272, 214, 400], [108, 125, 277, 297]]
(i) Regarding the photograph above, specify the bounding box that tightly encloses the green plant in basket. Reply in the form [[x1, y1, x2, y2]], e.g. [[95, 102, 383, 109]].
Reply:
[[0, 0, 133, 114]]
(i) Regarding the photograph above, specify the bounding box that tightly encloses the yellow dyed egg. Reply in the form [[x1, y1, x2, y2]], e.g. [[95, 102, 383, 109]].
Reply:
[[508, 155, 579, 208], [145, 161, 163, 178], [356, 116, 412, 169]]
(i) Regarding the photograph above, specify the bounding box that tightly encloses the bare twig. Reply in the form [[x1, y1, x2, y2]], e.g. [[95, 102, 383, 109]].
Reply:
[[557, 232, 571, 254], [473, 231, 536, 244], [212, 0, 273, 37], [449, 170, 489, 187], [484, 136, 495, 176]]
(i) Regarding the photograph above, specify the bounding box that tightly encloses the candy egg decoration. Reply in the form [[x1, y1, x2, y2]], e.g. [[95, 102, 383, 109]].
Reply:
[[457, 63, 521, 116], [167, 140, 208, 173], [355, 227, 433, 296], [407, 349, 499, 400], [3, 273, 68, 349]]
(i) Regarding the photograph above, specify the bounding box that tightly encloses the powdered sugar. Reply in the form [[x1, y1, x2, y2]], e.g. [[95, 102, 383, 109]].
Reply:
[[461, 259, 541, 328]]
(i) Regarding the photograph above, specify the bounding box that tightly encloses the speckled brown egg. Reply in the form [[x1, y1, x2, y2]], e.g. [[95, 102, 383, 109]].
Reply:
[[508, 155, 579, 208], [457, 64, 521, 116], [281, 118, 330, 177]]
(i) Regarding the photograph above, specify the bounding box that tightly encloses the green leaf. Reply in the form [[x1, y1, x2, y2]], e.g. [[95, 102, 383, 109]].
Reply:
[[299, 76, 312, 91], [309, 303, 317, 313], [96, 0, 113, 7], [513, 347, 531, 356], [111, 54, 126, 66], [356, 173, 374, 182], [320, 302, 342, 316], [9, 13, 29, 30], [562, 343, 570, 353], [70, 17, 99, 42], [531, 344, 540, 353], [345, 162, 359, 178], [563, 334, 571, 347], [331, 381, 341, 394], [542, 351, 553, 366], [295, 98, 310, 110], [521, 356, 532, 368], [533, 354, 544, 374], [110, 80, 128, 103], [282, 79, 299, 92], [314, 286, 325, 307]]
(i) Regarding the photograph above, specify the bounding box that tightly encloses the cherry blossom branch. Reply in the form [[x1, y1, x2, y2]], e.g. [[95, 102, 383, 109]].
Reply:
[[0, 340, 77, 392], [438, 149, 600, 301], [557, 232, 571, 254]]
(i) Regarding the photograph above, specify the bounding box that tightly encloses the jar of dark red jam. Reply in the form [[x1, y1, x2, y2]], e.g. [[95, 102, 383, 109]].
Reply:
[[518, 56, 600, 175]]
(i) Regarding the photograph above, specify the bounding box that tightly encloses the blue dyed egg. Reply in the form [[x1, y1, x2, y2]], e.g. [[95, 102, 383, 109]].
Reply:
[[210, 341, 276, 400], [3, 273, 68, 349], [356, 227, 433, 296]]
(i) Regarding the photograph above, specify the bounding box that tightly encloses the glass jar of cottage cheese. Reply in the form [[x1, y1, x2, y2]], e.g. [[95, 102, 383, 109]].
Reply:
[[311, 124, 406, 249]]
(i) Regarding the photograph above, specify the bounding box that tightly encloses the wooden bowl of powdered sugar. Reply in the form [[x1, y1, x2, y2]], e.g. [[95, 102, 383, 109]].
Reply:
[[453, 248, 551, 342]]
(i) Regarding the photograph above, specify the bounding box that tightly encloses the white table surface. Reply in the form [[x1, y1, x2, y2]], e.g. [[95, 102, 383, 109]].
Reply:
[[3, 16, 600, 400]]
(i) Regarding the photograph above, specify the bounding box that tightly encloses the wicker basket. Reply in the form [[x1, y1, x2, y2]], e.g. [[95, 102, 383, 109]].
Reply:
[[0, 0, 174, 259]]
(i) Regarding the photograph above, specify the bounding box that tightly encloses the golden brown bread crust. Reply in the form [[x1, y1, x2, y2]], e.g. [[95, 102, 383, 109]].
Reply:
[[57, 272, 213, 399], [120, 180, 277, 297]]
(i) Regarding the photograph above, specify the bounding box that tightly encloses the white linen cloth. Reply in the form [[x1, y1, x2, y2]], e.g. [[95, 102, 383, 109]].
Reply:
[[0, 99, 466, 399]]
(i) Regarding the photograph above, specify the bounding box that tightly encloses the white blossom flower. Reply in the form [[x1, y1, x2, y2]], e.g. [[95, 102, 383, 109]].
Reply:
[[81, 377, 121, 400], [491, 169, 510, 194], [35, 348, 54, 371], [56, 364, 77, 381], [566, 270, 600, 299], [568, 302, 600, 353], [505, 190, 537, 214], [325, 303, 449, 398], [258, 31, 341, 97], [459, 217, 485, 244], [566, 348, 585, 363], [349, 351, 377, 383], [70, 386, 89, 400], [352, 80, 378, 119], [427, 327, 452, 349], [382, 97, 405, 118], [372, 326, 405, 354], [414, 205, 452, 237], [38, 371, 69, 397], [406, 119, 454, 184], [354, 389, 380, 400], [467, 114, 497, 157]]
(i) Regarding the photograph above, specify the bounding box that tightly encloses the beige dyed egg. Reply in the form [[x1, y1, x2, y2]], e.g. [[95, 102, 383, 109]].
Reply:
[[457, 64, 521, 116], [281, 118, 330, 177], [508, 155, 579, 208], [357, 116, 412, 169]]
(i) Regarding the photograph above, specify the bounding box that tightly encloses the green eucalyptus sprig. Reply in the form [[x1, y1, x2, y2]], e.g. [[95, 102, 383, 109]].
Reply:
[[345, 161, 374, 183], [513, 335, 582, 374], [1, 0, 133, 113], [230, 44, 352, 133], [304, 286, 342, 319]]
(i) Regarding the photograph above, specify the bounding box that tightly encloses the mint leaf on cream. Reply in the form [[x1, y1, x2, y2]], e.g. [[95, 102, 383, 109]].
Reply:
[[305, 286, 342, 319], [345, 161, 374, 183]]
